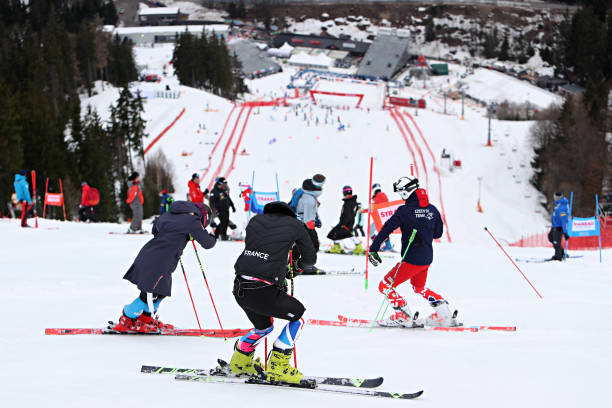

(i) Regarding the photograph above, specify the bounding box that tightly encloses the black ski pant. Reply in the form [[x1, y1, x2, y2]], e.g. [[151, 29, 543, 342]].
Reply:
[[548, 227, 564, 260], [233, 277, 305, 330], [354, 225, 365, 237], [215, 208, 230, 238], [79, 206, 99, 222]]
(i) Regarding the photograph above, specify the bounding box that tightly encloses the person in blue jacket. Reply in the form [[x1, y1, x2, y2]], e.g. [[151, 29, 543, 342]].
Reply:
[[368, 176, 458, 328], [13, 170, 33, 228], [548, 192, 569, 261], [159, 190, 173, 215]]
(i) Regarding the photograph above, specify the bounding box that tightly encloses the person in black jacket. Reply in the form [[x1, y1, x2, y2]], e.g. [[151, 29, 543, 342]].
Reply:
[[229, 201, 316, 384], [368, 176, 457, 328], [113, 201, 216, 333], [209, 177, 236, 240], [327, 185, 362, 254]]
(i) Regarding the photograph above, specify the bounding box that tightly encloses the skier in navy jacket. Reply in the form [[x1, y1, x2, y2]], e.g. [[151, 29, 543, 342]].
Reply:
[[548, 192, 569, 261], [369, 176, 457, 327]]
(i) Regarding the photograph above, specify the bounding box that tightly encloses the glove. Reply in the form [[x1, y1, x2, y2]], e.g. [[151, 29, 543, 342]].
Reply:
[[314, 216, 322, 228], [232, 206, 236, 213], [306, 220, 315, 230], [368, 251, 382, 267], [564, 233, 569, 240]]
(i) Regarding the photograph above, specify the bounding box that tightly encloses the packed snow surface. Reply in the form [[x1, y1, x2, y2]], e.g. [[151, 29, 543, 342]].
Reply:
[[6, 43, 609, 407], [1, 219, 610, 407]]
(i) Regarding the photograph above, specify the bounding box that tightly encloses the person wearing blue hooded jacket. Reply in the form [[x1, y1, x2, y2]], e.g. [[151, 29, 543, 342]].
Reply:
[[13, 170, 33, 228], [548, 192, 569, 261], [368, 176, 459, 328]]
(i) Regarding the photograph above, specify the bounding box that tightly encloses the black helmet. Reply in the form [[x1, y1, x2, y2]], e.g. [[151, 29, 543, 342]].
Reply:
[[342, 185, 352, 196]]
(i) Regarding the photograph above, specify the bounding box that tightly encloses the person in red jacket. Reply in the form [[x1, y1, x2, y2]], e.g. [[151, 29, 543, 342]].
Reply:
[[371, 183, 393, 251], [188, 173, 206, 203], [79, 182, 99, 222], [126, 172, 144, 233]]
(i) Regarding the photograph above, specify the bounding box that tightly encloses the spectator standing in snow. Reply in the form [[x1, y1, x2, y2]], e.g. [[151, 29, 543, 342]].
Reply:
[[79, 182, 99, 222], [548, 192, 569, 261], [126, 172, 144, 233], [209, 177, 236, 240], [13, 169, 32, 228], [188, 173, 207, 203]]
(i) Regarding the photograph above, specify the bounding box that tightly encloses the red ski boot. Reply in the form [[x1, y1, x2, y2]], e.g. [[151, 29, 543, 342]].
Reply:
[[113, 314, 160, 333], [137, 313, 175, 331]]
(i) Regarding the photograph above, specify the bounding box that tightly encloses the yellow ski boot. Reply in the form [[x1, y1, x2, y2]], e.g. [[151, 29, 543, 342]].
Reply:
[[229, 340, 263, 377], [351, 243, 365, 255], [329, 243, 344, 254], [266, 347, 303, 384]]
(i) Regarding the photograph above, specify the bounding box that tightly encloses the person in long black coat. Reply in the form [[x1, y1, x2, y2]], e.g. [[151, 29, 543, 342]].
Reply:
[[114, 200, 216, 332]]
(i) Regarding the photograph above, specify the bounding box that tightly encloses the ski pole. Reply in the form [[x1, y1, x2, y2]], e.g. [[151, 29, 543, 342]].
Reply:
[[484, 227, 543, 299], [190, 237, 228, 340], [370, 229, 417, 332], [179, 257, 204, 335], [289, 250, 297, 369]]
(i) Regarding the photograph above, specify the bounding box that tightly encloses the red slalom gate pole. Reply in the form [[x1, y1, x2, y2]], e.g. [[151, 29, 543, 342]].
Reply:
[[190, 238, 228, 340], [364, 157, 374, 290], [178, 258, 204, 334], [484, 227, 543, 299], [31, 170, 38, 228]]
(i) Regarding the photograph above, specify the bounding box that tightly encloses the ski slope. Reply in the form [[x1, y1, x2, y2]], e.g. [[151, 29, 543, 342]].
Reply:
[[1, 219, 610, 407], [5, 44, 610, 407]]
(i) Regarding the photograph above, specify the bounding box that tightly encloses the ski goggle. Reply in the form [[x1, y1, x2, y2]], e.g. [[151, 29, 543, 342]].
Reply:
[[312, 178, 325, 188]]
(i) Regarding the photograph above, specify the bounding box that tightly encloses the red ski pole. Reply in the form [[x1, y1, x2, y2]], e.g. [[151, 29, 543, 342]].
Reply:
[[178, 258, 204, 334], [190, 238, 227, 340], [31, 170, 38, 228], [289, 250, 297, 369], [365, 157, 374, 290], [484, 227, 543, 299]]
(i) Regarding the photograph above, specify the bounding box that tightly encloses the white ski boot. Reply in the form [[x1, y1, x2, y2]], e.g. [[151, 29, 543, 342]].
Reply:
[[378, 305, 424, 328], [426, 300, 461, 327]]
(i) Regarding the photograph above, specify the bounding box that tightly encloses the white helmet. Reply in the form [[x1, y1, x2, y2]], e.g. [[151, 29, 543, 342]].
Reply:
[[393, 176, 419, 200], [372, 183, 382, 194]]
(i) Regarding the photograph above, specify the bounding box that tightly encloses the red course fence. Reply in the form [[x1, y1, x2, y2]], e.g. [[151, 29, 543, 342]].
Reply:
[[510, 217, 612, 250]]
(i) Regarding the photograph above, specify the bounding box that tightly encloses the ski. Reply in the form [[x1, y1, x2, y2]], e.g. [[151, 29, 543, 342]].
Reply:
[[338, 315, 516, 332], [301, 268, 364, 276], [306, 317, 478, 332], [173, 373, 422, 400], [141, 361, 384, 388], [514, 255, 583, 263], [108, 231, 151, 235], [320, 250, 395, 258], [45, 324, 250, 338]]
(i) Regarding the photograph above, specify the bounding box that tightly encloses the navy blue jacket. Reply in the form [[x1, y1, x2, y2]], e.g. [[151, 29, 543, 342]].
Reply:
[[124, 201, 216, 296], [370, 189, 443, 266]]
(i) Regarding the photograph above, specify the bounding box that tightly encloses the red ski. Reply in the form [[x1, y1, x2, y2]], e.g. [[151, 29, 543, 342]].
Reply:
[[45, 327, 251, 337], [337, 315, 516, 332], [306, 317, 478, 332]]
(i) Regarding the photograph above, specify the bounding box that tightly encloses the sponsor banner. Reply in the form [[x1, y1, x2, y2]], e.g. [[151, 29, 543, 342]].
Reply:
[[371, 200, 404, 234], [568, 216, 600, 237], [250, 191, 280, 215], [44, 193, 64, 206]]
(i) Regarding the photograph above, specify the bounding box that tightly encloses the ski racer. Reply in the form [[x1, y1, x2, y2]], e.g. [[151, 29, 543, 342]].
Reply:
[[126, 172, 144, 233], [291, 174, 325, 263], [368, 176, 457, 327], [113, 201, 216, 333], [13, 170, 32, 228], [327, 185, 363, 255], [548, 192, 569, 261], [209, 177, 236, 240], [229, 201, 316, 384], [353, 202, 365, 237]]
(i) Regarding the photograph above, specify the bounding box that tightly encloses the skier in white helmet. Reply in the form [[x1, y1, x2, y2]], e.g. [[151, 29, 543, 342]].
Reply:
[[368, 176, 458, 327]]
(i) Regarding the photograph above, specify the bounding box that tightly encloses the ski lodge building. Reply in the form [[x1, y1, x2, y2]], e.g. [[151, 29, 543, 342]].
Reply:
[[112, 25, 229, 46], [138, 7, 182, 26]]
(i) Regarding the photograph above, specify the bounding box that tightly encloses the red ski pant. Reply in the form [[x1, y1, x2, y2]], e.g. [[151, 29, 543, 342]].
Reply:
[[378, 262, 444, 307]]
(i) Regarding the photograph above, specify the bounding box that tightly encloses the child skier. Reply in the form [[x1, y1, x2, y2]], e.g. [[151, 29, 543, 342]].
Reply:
[[368, 176, 457, 327], [353, 202, 365, 237], [229, 202, 316, 384], [548, 192, 569, 261], [327, 186, 363, 255], [113, 201, 215, 333]]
